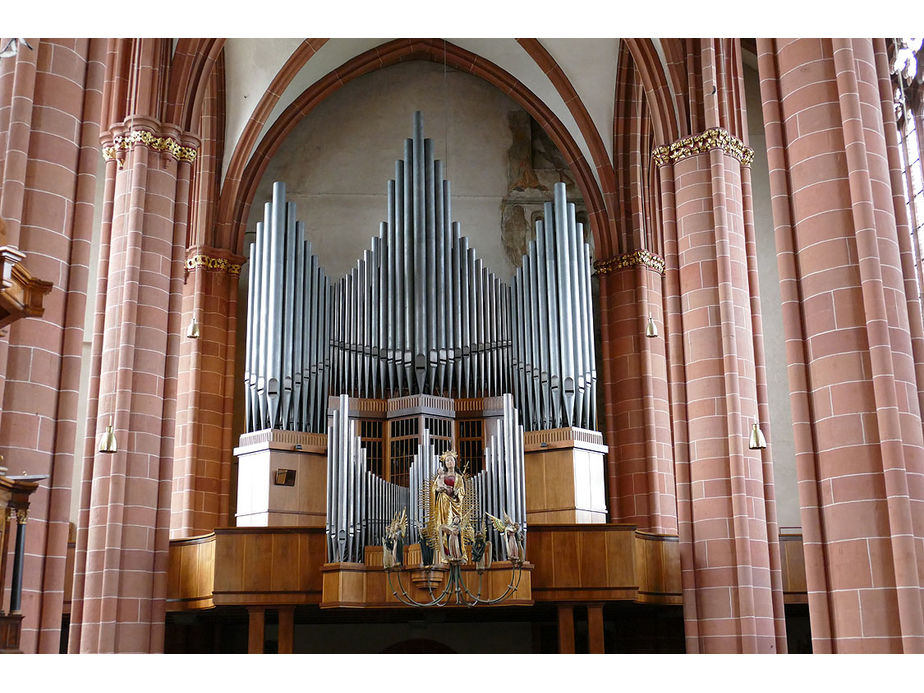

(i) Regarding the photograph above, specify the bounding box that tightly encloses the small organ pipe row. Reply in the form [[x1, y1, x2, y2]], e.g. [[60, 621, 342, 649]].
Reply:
[[470, 394, 527, 561], [407, 426, 438, 548], [510, 183, 597, 431], [326, 395, 409, 563], [244, 112, 597, 434], [245, 182, 330, 433]]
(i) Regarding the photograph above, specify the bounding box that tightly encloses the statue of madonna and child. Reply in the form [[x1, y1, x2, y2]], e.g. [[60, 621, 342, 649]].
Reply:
[[423, 449, 475, 566]]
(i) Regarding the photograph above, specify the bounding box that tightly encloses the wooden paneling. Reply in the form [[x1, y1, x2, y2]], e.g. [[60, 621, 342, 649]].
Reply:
[[166, 521, 808, 612], [780, 532, 808, 603], [557, 605, 575, 654], [633, 531, 682, 605], [321, 546, 533, 608], [211, 527, 325, 606], [247, 608, 265, 654], [278, 606, 294, 654], [0, 485, 11, 612], [524, 441, 606, 523], [587, 603, 605, 653], [0, 614, 23, 653], [168, 525, 807, 611], [167, 533, 216, 611], [528, 524, 638, 602], [0, 242, 53, 329]]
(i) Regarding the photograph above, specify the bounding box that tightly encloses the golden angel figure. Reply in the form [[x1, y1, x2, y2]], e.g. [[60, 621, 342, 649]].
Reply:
[[383, 508, 407, 570], [487, 511, 524, 565]]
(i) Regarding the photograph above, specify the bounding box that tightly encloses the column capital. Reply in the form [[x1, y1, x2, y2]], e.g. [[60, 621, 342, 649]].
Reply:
[[594, 248, 665, 276], [652, 127, 753, 168], [101, 118, 200, 167], [185, 246, 247, 277]]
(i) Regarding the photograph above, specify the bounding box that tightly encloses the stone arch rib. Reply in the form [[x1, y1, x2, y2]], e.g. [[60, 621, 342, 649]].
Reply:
[[215, 38, 610, 259]]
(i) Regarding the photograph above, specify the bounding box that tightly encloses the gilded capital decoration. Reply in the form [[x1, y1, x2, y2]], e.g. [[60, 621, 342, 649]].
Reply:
[[594, 249, 665, 276], [15, 509, 27, 524], [102, 128, 198, 165], [185, 253, 242, 276], [652, 127, 754, 168]]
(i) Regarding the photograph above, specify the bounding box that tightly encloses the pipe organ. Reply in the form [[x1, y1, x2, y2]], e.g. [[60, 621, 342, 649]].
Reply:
[[242, 112, 601, 563], [326, 394, 527, 564], [244, 112, 596, 434]]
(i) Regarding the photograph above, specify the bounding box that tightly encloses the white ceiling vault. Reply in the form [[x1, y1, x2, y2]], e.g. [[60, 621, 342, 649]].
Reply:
[[221, 38, 667, 191]]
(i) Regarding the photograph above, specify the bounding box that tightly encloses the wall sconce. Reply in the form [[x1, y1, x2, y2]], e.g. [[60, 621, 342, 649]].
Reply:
[[646, 314, 659, 338], [0, 39, 34, 59], [98, 416, 118, 454], [748, 422, 767, 450], [274, 469, 296, 486], [186, 315, 200, 339]]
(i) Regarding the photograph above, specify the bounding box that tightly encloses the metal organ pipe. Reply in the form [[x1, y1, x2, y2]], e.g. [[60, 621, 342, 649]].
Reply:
[[244, 185, 331, 433], [508, 181, 597, 431]]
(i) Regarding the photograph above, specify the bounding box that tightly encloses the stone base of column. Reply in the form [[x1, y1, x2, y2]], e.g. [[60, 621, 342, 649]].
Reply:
[[234, 429, 328, 527], [524, 427, 608, 523]]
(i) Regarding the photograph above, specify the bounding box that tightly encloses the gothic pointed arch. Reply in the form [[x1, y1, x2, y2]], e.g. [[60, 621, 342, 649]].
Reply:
[[215, 39, 611, 260]]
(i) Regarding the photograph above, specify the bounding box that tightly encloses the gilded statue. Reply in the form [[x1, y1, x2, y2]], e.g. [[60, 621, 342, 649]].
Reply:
[[424, 449, 474, 564], [383, 508, 407, 570]]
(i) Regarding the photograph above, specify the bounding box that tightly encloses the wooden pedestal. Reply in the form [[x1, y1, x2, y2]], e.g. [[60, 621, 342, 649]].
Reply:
[[524, 427, 607, 523], [234, 429, 328, 527]]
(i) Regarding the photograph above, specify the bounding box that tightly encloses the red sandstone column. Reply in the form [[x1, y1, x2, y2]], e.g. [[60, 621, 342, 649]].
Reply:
[[68, 112, 198, 652], [657, 132, 786, 653], [171, 248, 243, 537], [598, 254, 676, 533], [758, 37, 924, 653], [0, 38, 105, 653]]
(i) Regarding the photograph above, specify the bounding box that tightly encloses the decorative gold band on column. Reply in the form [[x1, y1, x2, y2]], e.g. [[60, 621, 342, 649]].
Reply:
[[102, 129, 198, 164], [652, 128, 753, 167], [15, 509, 27, 524], [185, 253, 242, 276], [594, 249, 665, 276]]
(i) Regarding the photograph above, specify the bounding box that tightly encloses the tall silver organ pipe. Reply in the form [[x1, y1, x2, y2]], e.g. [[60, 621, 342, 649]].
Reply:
[[243, 113, 596, 434], [330, 112, 511, 402], [244, 182, 330, 433], [510, 182, 596, 431]]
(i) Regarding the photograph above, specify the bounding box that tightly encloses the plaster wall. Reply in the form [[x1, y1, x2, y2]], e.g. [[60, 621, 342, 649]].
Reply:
[[243, 60, 526, 280]]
